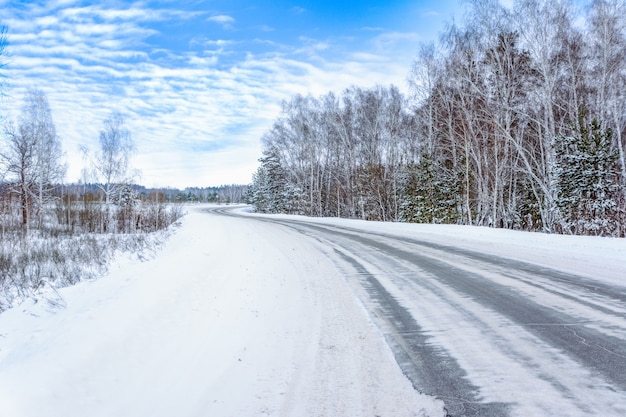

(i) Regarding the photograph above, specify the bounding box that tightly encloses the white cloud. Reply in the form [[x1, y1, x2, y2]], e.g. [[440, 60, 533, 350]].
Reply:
[[372, 31, 422, 49], [190, 38, 236, 48], [498, 0, 514, 9], [34, 15, 61, 27], [208, 15, 234, 24], [207, 14, 235, 29], [295, 36, 330, 57]]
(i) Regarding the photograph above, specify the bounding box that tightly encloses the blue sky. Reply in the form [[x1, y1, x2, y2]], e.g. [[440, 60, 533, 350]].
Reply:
[[1, 0, 465, 188]]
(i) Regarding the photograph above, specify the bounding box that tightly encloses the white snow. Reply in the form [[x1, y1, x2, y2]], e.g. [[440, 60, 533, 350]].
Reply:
[[0, 205, 444, 417]]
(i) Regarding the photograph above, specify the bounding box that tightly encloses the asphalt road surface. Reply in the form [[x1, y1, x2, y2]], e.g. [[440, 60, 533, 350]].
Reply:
[[215, 207, 626, 417]]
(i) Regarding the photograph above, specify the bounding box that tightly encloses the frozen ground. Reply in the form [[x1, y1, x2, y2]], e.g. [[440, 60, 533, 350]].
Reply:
[[0, 205, 445, 417]]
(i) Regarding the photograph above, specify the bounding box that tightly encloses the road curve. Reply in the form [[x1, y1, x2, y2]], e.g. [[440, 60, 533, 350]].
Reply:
[[213, 207, 626, 417]]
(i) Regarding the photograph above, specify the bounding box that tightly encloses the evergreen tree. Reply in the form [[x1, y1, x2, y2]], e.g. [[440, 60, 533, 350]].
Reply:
[[113, 183, 138, 208], [399, 155, 459, 224], [555, 110, 621, 236], [247, 146, 292, 214], [260, 146, 288, 213], [247, 166, 269, 213]]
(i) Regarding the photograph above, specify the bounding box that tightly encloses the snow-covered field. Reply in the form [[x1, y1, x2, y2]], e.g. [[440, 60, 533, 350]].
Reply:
[[0, 205, 445, 417]]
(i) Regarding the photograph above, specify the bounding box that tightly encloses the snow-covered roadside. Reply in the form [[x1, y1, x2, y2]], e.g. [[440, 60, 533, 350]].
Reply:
[[235, 208, 626, 287], [0, 205, 444, 417]]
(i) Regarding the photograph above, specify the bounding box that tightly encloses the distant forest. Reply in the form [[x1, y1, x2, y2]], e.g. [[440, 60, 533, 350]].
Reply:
[[65, 183, 248, 205], [247, 0, 626, 237]]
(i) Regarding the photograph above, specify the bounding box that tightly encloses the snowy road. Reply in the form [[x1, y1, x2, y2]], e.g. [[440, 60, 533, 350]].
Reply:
[[1, 205, 625, 417], [219, 207, 626, 417]]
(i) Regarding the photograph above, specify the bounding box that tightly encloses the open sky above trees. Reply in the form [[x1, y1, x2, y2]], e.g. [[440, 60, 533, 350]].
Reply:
[[0, 0, 482, 188]]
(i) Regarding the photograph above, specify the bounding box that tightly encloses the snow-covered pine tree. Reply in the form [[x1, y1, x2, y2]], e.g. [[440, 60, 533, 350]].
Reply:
[[113, 183, 139, 233], [399, 155, 459, 224], [555, 109, 621, 236], [249, 146, 290, 214], [113, 183, 138, 208], [247, 166, 269, 213]]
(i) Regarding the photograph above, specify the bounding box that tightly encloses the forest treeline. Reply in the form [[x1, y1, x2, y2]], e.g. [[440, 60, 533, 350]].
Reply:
[[247, 0, 626, 237]]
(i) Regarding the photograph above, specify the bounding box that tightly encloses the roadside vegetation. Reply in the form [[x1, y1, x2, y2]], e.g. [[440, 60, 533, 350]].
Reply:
[[0, 67, 186, 311], [247, 0, 626, 237]]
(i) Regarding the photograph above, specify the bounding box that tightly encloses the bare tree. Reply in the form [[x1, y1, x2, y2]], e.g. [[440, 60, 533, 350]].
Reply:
[[512, 0, 577, 230], [2, 121, 35, 231], [1, 89, 64, 232], [409, 43, 442, 157], [587, 0, 626, 195], [21, 89, 65, 226], [82, 111, 135, 205]]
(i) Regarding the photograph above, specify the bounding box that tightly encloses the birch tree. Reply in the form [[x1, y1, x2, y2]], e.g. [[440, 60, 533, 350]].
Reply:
[[22, 89, 65, 226], [83, 111, 135, 205], [1, 89, 64, 231], [512, 0, 578, 230], [587, 0, 626, 196]]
